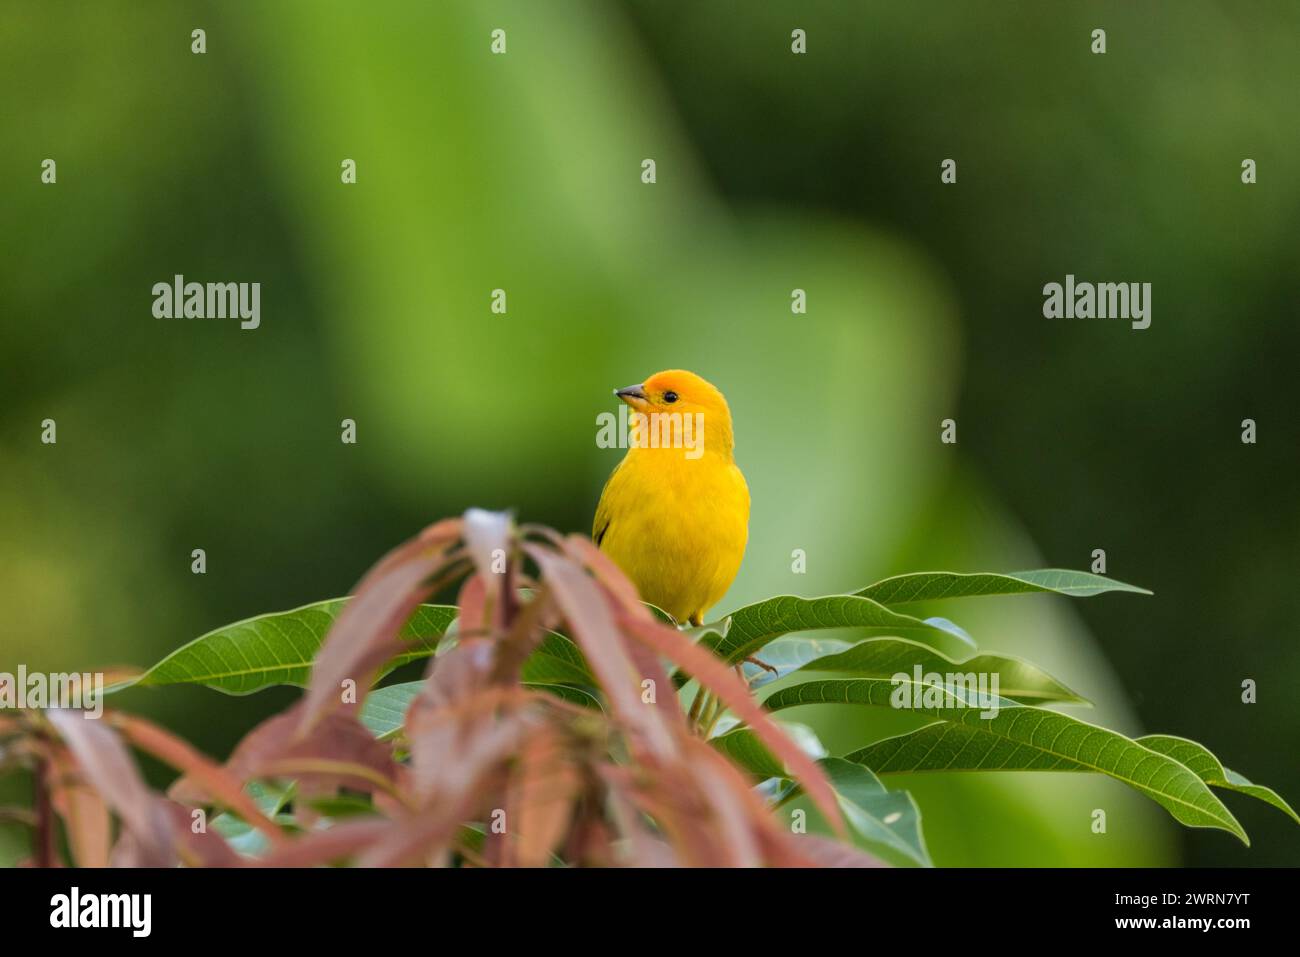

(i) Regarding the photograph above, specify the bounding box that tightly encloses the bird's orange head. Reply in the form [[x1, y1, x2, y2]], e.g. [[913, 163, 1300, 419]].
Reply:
[[613, 369, 736, 456]]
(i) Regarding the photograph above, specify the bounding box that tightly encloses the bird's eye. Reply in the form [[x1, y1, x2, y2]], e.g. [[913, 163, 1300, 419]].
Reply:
[[663, 391, 679, 403]]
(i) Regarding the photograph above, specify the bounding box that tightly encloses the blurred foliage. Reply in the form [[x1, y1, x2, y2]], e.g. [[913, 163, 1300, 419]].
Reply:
[[2, 0, 1294, 865]]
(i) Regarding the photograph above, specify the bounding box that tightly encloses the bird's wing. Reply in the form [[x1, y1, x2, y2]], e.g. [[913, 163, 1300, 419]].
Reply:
[[592, 460, 624, 547]]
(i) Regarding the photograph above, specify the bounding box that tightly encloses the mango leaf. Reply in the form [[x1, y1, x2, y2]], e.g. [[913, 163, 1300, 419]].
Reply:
[[923, 616, 975, 646], [46, 709, 175, 865], [763, 679, 1247, 843], [523, 683, 602, 710], [518, 632, 595, 686], [838, 725, 1296, 827], [711, 722, 828, 779], [737, 636, 854, 689], [709, 727, 928, 865], [756, 777, 800, 806], [360, 678, 601, 740], [822, 758, 931, 867], [682, 616, 730, 643], [210, 781, 296, 858], [788, 637, 1087, 705], [857, 569, 1151, 605], [1136, 735, 1298, 825], [109, 600, 456, 696], [620, 610, 848, 835], [359, 682, 422, 739], [211, 812, 298, 858], [303, 795, 381, 819], [699, 594, 976, 672], [743, 764, 929, 867]]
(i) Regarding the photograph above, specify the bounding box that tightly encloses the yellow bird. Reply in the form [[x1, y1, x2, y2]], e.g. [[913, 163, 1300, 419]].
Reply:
[[593, 370, 750, 627]]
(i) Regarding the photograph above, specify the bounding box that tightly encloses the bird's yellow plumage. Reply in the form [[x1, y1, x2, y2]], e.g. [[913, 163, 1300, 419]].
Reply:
[[593, 370, 749, 625]]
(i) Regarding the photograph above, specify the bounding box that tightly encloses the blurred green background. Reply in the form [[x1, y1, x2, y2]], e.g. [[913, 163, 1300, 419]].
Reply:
[[2, 0, 1296, 866]]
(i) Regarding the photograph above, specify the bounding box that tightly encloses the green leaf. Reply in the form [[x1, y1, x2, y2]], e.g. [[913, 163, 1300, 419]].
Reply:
[[210, 781, 296, 857], [738, 756, 930, 867], [359, 681, 422, 739], [790, 637, 1088, 705], [762, 680, 1248, 843], [835, 723, 1296, 829], [821, 758, 932, 867], [737, 636, 854, 688], [701, 593, 976, 669], [711, 722, 828, 780], [922, 616, 975, 646], [111, 599, 456, 696], [522, 683, 602, 710], [302, 795, 379, 819], [710, 723, 928, 865], [682, 616, 730, 643], [360, 678, 602, 740], [1136, 735, 1299, 825], [518, 632, 595, 686], [712, 729, 784, 779], [856, 569, 1151, 605]]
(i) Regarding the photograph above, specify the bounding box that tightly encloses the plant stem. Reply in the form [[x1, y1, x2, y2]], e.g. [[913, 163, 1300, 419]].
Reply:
[[701, 694, 726, 738], [687, 688, 709, 731]]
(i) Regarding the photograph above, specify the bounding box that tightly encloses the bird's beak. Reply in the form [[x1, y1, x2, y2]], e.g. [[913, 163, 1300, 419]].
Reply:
[[614, 383, 647, 406]]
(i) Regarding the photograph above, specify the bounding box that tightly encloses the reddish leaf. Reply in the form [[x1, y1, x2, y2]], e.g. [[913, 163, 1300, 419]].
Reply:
[[225, 706, 400, 799], [158, 800, 244, 868], [46, 709, 175, 866], [405, 661, 537, 802], [619, 612, 848, 837], [525, 544, 675, 759], [485, 582, 556, 686], [45, 747, 110, 867], [506, 725, 580, 867], [457, 572, 490, 638], [359, 765, 520, 868], [357, 811, 463, 867], [256, 818, 394, 868], [562, 535, 648, 618], [608, 760, 732, 866], [299, 520, 463, 733], [417, 516, 463, 544], [560, 536, 685, 720], [598, 767, 681, 867], [676, 736, 769, 866], [111, 713, 287, 848]]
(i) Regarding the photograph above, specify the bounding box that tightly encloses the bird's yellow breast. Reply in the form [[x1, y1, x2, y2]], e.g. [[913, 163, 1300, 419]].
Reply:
[[594, 448, 750, 625]]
